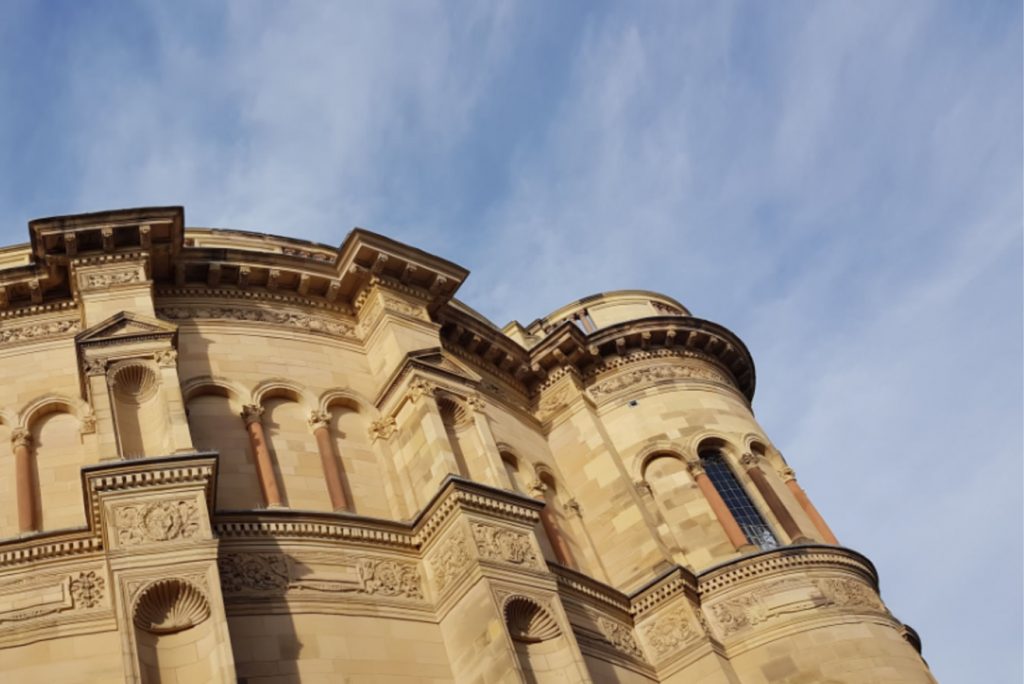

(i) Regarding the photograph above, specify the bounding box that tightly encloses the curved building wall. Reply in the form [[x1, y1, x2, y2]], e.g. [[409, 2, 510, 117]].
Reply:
[[0, 207, 933, 683]]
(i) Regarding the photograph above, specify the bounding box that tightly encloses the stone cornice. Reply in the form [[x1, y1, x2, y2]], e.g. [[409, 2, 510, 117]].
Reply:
[[412, 476, 544, 547], [696, 544, 879, 595]]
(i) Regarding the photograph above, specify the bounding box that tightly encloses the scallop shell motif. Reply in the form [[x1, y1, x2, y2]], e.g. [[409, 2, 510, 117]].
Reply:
[[134, 579, 210, 634], [111, 363, 160, 403], [504, 597, 560, 643], [437, 396, 471, 429]]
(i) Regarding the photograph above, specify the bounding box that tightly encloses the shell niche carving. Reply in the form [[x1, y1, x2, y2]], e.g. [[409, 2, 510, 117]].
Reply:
[[133, 579, 211, 634], [504, 597, 560, 643], [111, 362, 160, 403]]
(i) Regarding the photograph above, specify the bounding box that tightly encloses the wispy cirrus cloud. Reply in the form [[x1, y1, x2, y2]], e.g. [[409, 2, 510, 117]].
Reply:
[[0, 2, 1018, 680]]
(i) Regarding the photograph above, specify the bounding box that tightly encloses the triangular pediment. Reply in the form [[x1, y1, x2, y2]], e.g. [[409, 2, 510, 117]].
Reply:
[[408, 348, 480, 382], [76, 311, 178, 346]]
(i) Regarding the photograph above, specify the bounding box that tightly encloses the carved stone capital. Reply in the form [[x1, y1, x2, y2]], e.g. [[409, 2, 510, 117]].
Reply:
[[368, 416, 397, 441], [307, 410, 330, 431], [10, 428, 31, 450], [466, 395, 486, 413], [406, 378, 435, 403], [153, 349, 178, 367], [83, 357, 109, 376], [685, 460, 705, 478], [740, 452, 761, 468], [635, 479, 653, 496], [778, 466, 797, 482], [564, 498, 582, 517], [79, 411, 97, 435], [241, 404, 265, 426], [528, 479, 548, 497]]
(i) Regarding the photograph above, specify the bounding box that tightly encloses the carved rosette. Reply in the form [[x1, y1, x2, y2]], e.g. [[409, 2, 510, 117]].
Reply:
[[471, 523, 541, 568], [113, 499, 201, 547]]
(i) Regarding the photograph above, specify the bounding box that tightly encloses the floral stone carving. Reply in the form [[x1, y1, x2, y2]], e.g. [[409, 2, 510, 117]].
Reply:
[[430, 531, 471, 590], [114, 499, 201, 547], [597, 617, 645, 659], [356, 558, 423, 599], [589, 363, 729, 399], [70, 571, 105, 609], [471, 523, 540, 568], [218, 553, 290, 594], [641, 608, 699, 658]]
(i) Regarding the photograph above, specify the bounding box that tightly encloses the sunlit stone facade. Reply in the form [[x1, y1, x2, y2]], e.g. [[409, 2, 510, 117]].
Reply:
[[0, 207, 934, 683]]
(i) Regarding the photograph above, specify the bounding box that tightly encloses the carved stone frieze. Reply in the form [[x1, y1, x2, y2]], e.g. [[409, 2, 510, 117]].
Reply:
[[80, 269, 142, 290], [640, 608, 699, 659], [218, 552, 424, 601], [597, 616, 645, 659], [113, 499, 201, 547], [471, 523, 541, 568], [0, 318, 79, 347], [218, 552, 289, 594], [356, 558, 424, 599], [707, 575, 884, 638], [535, 384, 571, 422], [158, 305, 356, 338], [382, 296, 426, 320], [589, 363, 729, 399], [430, 530, 472, 590]]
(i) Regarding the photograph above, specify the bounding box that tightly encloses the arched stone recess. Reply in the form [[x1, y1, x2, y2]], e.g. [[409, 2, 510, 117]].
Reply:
[[496, 443, 525, 493], [133, 578, 220, 684], [0, 411, 13, 537], [640, 450, 698, 560], [20, 395, 93, 533], [501, 594, 581, 684], [530, 464, 585, 573], [184, 378, 259, 511], [108, 359, 174, 459], [319, 390, 391, 518], [253, 380, 330, 512]]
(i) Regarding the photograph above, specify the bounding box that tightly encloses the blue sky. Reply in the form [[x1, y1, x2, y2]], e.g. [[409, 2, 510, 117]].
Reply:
[[1, 1, 1021, 679]]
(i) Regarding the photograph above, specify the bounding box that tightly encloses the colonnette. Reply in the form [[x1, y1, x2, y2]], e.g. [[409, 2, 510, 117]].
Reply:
[[0, 207, 934, 683]]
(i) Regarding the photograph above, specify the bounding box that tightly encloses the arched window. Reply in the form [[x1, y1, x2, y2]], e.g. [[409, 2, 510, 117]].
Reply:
[[700, 450, 778, 550]]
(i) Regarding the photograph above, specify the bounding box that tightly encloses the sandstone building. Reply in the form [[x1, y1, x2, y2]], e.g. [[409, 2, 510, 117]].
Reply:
[[0, 206, 934, 683]]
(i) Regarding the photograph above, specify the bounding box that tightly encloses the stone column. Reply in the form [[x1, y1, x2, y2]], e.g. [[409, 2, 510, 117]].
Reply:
[[686, 460, 751, 551], [241, 404, 283, 509], [741, 453, 811, 543], [530, 479, 576, 568], [11, 429, 36, 533], [780, 466, 839, 544], [154, 349, 194, 453], [308, 410, 350, 512]]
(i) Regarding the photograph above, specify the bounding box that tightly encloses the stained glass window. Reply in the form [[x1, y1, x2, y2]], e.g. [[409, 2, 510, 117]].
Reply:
[[701, 451, 778, 550]]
